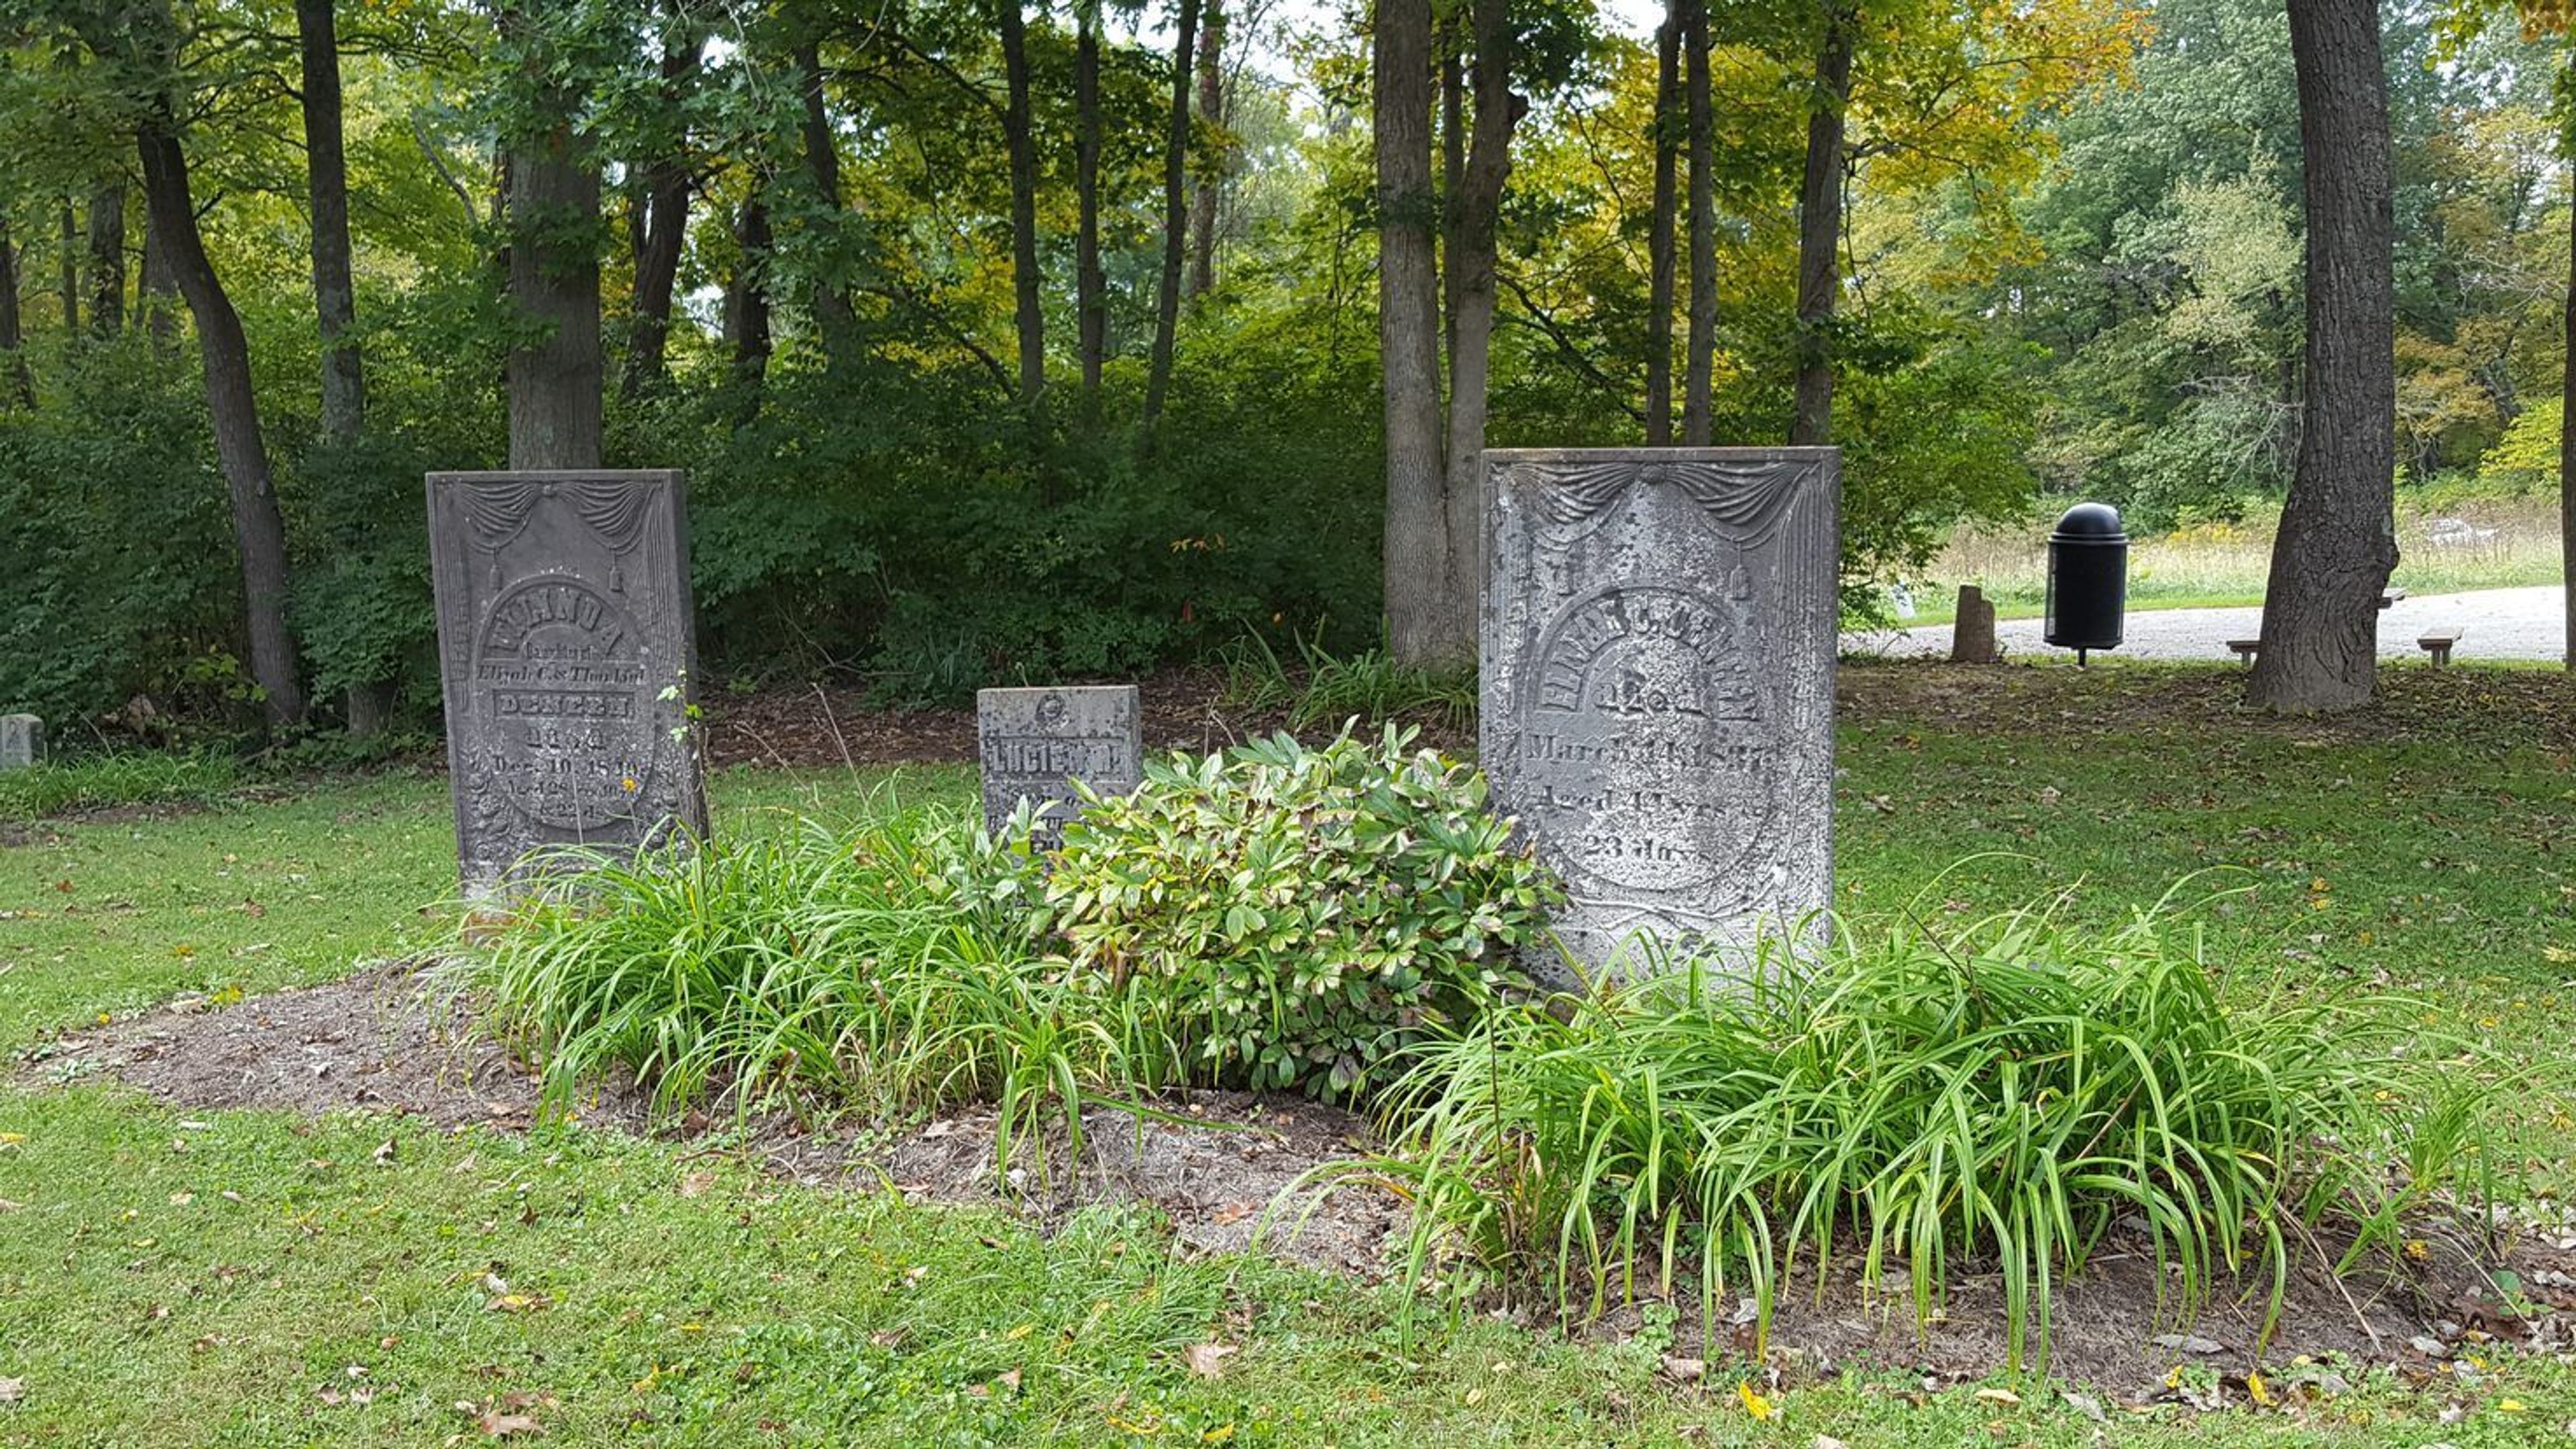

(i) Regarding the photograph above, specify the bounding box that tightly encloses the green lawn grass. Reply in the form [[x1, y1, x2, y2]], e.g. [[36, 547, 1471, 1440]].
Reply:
[[5, 680, 2574, 1444]]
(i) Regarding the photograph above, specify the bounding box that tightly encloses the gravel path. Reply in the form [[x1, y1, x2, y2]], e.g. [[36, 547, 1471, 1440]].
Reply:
[[1847, 585, 2569, 663]]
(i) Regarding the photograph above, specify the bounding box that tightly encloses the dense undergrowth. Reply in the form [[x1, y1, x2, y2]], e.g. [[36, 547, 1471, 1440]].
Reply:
[[461, 739, 2534, 1371], [1367, 896, 2521, 1370]]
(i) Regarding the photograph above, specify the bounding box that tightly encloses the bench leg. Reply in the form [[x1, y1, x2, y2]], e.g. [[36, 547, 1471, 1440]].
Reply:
[[2430, 646, 2451, 667]]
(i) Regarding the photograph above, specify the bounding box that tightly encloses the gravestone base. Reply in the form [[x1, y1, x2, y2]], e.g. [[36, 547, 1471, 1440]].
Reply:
[[427, 470, 707, 900], [1483, 447, 1839, 983], [977, 686, 1143, 849]]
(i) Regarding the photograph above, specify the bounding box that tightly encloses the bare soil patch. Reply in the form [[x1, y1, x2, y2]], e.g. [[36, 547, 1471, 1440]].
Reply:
[[17, 961, 1405, 1278], [24, 961, 2575, 1400]]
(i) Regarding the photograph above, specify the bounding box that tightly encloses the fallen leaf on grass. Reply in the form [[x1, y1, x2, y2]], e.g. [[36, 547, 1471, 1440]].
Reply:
[[1657, 1355, 1705, 1383], [1736, 1381, 1774, 1420], [485, 1293, 551, 1314], [479, 1409, 542, 1437], [678, 1171, 716, 1199], [1184, 1344, 1236, 1379], [1973, 1387, 2022, 1407], [0, 1377, 23, 1404]]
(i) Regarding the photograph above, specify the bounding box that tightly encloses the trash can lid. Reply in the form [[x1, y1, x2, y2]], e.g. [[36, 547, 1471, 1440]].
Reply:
[[2050, 501, 2126, 543]]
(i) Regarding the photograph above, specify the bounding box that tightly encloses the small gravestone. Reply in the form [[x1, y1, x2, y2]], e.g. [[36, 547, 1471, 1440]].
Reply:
[[427, 470, 707, 898], [1951, 584, 1999, 663], [0, 714, 42, 770], [1483, 447, 1839, 980], [977, 686, 1142, 849]]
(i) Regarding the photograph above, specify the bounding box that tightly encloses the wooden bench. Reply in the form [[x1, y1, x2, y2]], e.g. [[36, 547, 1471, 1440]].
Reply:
[[2226, 639, 2261, 665], [2418, 629, 2462, 666], [2379, 588, 2408, 610]]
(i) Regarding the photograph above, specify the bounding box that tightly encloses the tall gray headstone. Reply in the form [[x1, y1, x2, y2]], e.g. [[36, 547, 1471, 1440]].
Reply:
[[0, 714, 42, 771], [427, 471, 707, 898], [1483, 447, 1839, 979], [977, 686, 1142, 849]]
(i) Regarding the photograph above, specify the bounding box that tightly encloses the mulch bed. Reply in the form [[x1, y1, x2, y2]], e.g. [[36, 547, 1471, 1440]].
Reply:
[[21, 959, 2576, 1401]]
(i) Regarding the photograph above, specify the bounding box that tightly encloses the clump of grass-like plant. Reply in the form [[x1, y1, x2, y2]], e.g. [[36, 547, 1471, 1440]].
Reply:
[[1219, 627, 1477, 735], [457, 795, 1158, 1159], [1368, 896, 2511, 1371]]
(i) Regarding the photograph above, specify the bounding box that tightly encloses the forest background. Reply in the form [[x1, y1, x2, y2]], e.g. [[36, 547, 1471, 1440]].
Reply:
[[0, 0, 2564, 740]]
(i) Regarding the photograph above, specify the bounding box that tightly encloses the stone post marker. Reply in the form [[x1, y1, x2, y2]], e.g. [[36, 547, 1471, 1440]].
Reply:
[[977, 686, 1142, 849], [0, 714, 43, 771], [1483, 447, 1839, 979], [1951, 584, 1999, 663], [427, 471, 707, 898]]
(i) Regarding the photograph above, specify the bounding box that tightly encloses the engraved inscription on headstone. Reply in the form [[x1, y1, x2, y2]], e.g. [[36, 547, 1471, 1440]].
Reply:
[[427, 470, 707, 897], [977, 686, 1142, 849], [0, 714, 43, 771], [1482, 447, 1839, 979]]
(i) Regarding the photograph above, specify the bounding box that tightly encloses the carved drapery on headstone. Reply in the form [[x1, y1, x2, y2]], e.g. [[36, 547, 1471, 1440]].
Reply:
[[977, 686, 1143, 849], [1483, 447, 1839, 981], [427, 470, 707, 898]]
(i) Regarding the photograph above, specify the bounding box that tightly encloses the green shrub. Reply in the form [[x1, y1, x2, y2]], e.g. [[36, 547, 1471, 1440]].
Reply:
[[1368, 898, 2518, 1371], [1041, 729, 1555, 1102]]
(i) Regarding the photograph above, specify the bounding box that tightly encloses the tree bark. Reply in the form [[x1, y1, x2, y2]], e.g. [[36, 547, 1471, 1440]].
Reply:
[[87, 182, 123, 336], [138, 218, 179, 354], [2248, 0, 2398, 712], [997, 0, 1045, 407], [1681, 0, 1715, 445], [505, 125, 603, 469], [1187, 0, 1226, 299], [58, 199, 77, 333], [794, 39, 862, 370], [724, 193, 773, 415], [1375, 0, 1464, 667], [1438, 0, 1520, 656], [139, 115, 307, 729], [1788, 7, 1851, 448], [0, 215, 32, 406], [1440, 46, 1462, 374], [1143, 0, 1201, 435], [621, 23, 702, 398], [1075, 5, 1106, 396], [2561, 147, 2573, 671], [297, 0, 364, 440], [1644, 0, 1681, 446]]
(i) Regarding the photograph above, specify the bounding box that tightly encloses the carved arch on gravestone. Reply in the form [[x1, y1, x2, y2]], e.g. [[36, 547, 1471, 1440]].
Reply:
[[455, 478, 658, 592], [1510, 457, 1823, 548]]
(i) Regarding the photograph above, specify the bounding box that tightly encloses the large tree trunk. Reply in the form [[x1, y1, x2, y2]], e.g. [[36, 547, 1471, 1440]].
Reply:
[[1644, 0, 1681, 446], [1440, 0, 1519, 639], [138, 218, 179, 353], [505, 126, 603, 469], [0, 216, 31, 405], [139, 117, 307, 729], [1681, 0, 1715, 445], [1187, 0, 1226, 299], [621, 24, 702, 398], [1441, 47, 1462, 373], [297, 0, 364, 441], [997, 0, 1045, 407], [1075, 6, 1106, 397], [794, 40, 862, 370], [1375, 0, 1464, 667], [57, 199, 77, 332], [1143, 0, 1201, 435], [2248, 0, 2398, 712], [2561, 135, 2572, 672], [724, 193, 773, 418], [87, 182, 123, 336], [1788, 8, 1851, 448]]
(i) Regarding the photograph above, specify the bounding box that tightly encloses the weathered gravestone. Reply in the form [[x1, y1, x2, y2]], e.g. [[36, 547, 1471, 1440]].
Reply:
[[1482, 447, 1839, 980], [977, 686, 1142, 849], [427, 470, 707, 898], [0, 714, 42, 771], [1950, 584, 1999, 663]]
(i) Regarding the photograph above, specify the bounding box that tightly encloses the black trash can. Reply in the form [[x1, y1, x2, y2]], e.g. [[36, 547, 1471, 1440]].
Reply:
[[2043, 502, 2127, 664]]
